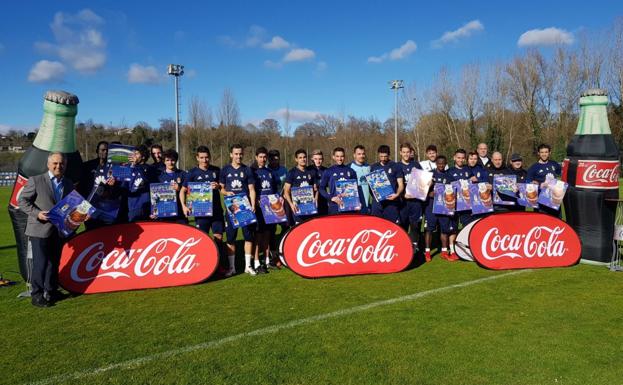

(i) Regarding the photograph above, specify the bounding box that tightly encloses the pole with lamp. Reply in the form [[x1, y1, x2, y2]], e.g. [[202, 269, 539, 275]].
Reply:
[[167, 64, 184, 155], [389, 80, 403, 162]]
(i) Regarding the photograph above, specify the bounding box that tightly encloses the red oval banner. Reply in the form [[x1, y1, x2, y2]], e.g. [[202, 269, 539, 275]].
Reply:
[[59, 222, 218, 294], [283, 214, 413, 278], [469, 212, 581, 270]]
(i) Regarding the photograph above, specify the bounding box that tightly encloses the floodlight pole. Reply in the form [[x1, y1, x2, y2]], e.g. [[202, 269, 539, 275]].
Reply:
[[390, 80, 404, 162], [168, 64, 184, 154]]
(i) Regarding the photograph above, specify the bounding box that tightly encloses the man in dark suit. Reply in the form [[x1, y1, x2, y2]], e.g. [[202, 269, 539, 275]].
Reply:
[[78, 140, 108, 197], [18, 152, 74, 307]]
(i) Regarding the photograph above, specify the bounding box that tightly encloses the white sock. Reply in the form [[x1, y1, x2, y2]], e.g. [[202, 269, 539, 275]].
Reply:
[[441, 248, 448, 253], [425, 248, 431, 252], [265, 255, 271, 265], [245, 254, 252, 268], [254, 259, 260, 269], [449, 244, 455, 253], [228, 254, 235, 270]]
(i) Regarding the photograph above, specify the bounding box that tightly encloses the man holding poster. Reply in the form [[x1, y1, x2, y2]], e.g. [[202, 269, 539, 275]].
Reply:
[[220, 144, 257, 277], [180, 146, 224, 261], [284, 149, 318, 224], [398, 143, 424, 252], [369, 145, 404, 223], [18, 152, 74, 307]]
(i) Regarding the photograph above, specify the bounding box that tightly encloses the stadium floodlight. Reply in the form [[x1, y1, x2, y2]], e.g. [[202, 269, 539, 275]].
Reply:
[[168, 64, 184, 155], [389, 80, 404, 162]]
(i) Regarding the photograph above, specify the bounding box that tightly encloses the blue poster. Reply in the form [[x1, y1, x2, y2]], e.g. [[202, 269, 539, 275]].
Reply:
[[291, 185, 317, 216], [150, 182, 178, 218], [469, 183, 494, 215], [87, 184, 120, 224], [538, 179, 568, 210], [451, 180, 472, 211], [259, 194, 288, 224], [335, 179, 361, 212], [517, 183, 539, 208], [494, 174, 517, 198], [186, 182, 213, 217], [492, 174, 516, 206], [365, 169, 394, 202], [433, 183, 455, 215], [48, 190, 96, 237], [107, 144, 134, 181], [224, 193, 257, 229]]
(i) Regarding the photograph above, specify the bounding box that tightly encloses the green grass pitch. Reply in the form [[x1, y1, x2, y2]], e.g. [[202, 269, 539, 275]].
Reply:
[[1, 186, 622, 385]]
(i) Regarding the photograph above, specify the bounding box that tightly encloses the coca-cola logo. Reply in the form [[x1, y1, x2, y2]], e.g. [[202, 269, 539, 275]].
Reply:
[[576, 160, 619, 189], [9, 174, 28, 209], [59, 222, 218, 293], [469, 213, 581, 270], [283, 214, 413, 278]]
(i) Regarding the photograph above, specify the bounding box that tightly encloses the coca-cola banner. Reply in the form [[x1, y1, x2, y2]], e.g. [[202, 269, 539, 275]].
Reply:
[[59, 222, 219, 294], [469, 212, 581, 270], [282, 214, 413, 278], [574, 160, 619, 189]]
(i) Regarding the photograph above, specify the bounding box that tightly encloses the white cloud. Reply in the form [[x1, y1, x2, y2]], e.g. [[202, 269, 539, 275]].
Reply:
[[263, 36, 290, 50], [28, 60, 66, 83], [517, 27, 574, 47], [283, 48, 316, 62], [432, 20, 484, 48], [33, 9, 106, 74], [269, 108, 321, 123], [367, 55, 386, 63], [368, 40, 417, 63], [127, 64, 162, 84], [221, 25, 268, 48], [264, 60, 283, 69], [316, 61, 328, 71], [245, 25, 266, 47], [389, 40, 417, 60], [0, 124, 11, 134]]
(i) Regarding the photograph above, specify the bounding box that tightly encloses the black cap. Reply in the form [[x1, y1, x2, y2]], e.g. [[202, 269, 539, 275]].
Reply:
[[510, 153, 522, 162]]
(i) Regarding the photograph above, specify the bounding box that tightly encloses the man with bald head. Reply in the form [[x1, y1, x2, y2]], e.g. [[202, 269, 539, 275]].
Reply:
[[19, 152, 74, 307], [487, 151, 513, 212], [477, 143, 492, 169]]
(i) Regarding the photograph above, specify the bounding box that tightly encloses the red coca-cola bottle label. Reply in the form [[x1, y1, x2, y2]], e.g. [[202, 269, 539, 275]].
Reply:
[[9, 175, 28, 208], [575, 160, 619, 189], [561, 159, 569, 182]]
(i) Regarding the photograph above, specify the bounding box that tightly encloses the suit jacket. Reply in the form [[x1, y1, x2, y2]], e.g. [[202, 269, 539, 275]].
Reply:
[[18, 172, 74, 238]]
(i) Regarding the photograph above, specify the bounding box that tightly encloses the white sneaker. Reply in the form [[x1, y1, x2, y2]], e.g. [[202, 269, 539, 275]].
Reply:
[[224, 267, 236, 277], [244, 266, 257, 276]]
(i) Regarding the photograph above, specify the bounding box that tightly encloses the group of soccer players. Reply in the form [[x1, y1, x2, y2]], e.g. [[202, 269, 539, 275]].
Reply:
[[79, 140, 561, 276]]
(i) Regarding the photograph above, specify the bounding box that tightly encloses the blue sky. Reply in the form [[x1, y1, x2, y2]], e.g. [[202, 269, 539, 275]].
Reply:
[[0, 0, 621, 133]]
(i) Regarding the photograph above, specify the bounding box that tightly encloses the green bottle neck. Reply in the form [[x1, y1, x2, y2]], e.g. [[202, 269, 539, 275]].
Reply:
[[33, 99, 78, 152], [576, 95, 611, 135]]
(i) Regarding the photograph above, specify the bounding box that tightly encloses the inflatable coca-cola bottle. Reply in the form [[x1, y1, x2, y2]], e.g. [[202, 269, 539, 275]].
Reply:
[[562, 89, 620, 264], [8, 90, 83, 280]]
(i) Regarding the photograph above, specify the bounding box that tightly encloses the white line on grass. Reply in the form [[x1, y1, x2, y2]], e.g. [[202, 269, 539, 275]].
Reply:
[[27, 270, 530, 385]]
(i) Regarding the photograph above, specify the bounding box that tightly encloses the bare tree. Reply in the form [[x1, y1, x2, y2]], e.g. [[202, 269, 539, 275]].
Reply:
[[399, 82, 422, 158], [606, 17, 623, 107], [505, 50, 547, 152], [431, 67, 460, 146], [458, 63, 482, 149], [188, 96, 212, 131], [218, 88, 240, 149]]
